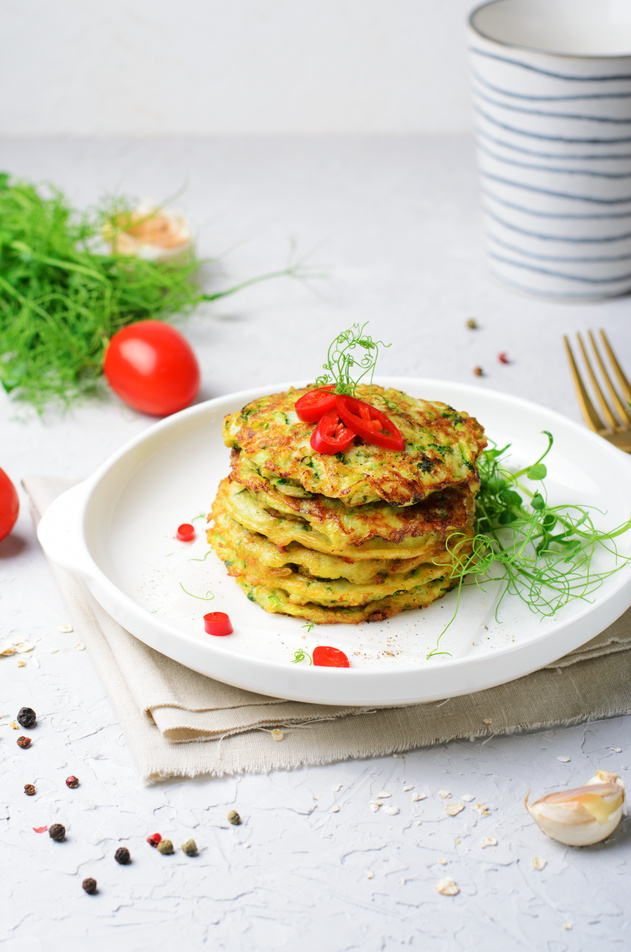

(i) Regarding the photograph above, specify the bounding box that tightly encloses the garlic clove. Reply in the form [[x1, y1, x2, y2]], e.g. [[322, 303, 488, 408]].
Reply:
[[103, 205, 193, 263], [525, 771, 625, 847]]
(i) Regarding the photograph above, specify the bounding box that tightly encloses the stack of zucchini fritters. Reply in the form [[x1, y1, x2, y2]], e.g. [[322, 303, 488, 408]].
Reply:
[[207, 385, 486, 624]]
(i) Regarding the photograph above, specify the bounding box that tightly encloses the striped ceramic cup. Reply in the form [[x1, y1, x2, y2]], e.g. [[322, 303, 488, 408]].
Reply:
[[468, 0, 631, 300]]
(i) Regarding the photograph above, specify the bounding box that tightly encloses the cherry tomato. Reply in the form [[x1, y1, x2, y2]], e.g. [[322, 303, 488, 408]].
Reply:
[[203, 612, 233, 636], [335, 395, 404, 451], [103, 320, 200, 416], [0, 468, 19, 542], [312, 645, 350, 668], [294, 385, 337, 423], [176, 523, 196, 542], [310, 408, 356, 454]]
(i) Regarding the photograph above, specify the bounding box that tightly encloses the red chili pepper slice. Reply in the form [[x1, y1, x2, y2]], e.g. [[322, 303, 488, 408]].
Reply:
[[310, 408, 356, 454], [295, 385, 337, 423], [312, 645, 350, 668], [335, 395, 404, 451], [203, 611, 233, 636], [176, 523, 196, 542]]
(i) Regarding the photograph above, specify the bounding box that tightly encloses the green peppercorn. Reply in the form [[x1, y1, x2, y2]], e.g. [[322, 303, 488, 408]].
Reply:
[[114, 847, 131, 865], [82, 877, 97, 895], [156, 839, 174, 855], [181, 839, 198, 856], [466, 318, 478, 330], [49, 823, 66, 842], [227, 810, 242, 826]]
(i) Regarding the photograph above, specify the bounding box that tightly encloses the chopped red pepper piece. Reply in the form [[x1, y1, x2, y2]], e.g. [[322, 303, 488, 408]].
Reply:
[[335, 395, 404, 451], [204, 611, 233, 636], [310, 408, 356, 454], [312, 646, 350, 668], [294, 385, 337, 422], [176, 523, 196, 542]]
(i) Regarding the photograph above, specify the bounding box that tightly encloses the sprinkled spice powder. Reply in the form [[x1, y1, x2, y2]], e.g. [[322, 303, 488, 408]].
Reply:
[[17, 707, 37, 728], [49, 823, 66, 842]]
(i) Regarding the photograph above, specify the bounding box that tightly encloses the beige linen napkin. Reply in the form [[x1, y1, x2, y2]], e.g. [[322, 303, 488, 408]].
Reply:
[[26, 476, 631, 783]]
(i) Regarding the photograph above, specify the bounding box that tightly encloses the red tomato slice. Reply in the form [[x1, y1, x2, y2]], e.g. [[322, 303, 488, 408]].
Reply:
[[0, 468, 19, 543], [203, 612, 233, 636], [310, 408, 356, 454], [176, 523, 196, 542], [294, 385, 337, 423], [335, 395, 404, 451], [312, 646, 350, 668], [103, 320, 200, 417]]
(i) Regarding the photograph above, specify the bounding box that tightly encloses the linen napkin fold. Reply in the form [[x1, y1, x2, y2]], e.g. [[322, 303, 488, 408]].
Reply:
[[26, 475, 631, 783]]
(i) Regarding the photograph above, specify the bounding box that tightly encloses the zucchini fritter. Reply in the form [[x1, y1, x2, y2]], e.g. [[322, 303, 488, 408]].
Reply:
[[223, 384, 486, 507]]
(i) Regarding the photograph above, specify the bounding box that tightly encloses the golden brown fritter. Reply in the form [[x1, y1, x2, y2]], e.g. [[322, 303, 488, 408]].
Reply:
[[222, 384, 486, 507]]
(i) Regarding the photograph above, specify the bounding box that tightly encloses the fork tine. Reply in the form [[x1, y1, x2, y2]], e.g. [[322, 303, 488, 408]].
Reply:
[[589, 330, 631, 426], [576, 332, 619, 430], [563, 335, 605, 433], [599, 329, 631, 404]]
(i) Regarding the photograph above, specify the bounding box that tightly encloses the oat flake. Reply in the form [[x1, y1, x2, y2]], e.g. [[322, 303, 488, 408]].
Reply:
[[271, 729, 284, 742], [376, 790, 392, 798], [557, 755, 571, 763], [436, 877, 459, 896], [532, 856, 547, 871], [383, 805, 400, 816], [445, 803, 465, 816]]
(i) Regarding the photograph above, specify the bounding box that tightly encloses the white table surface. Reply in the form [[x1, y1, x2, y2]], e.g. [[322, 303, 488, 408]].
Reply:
[[2, 137, 629, 952]]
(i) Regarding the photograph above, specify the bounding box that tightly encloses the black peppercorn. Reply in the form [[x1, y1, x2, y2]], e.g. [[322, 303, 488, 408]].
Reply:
[[17, 707, 37, 728], [114, 847, 131, 865], [49, 823, 66, 842], [24, 783, 36, 796], [82, 877, 97, 895], [17, 736, 32, 749]]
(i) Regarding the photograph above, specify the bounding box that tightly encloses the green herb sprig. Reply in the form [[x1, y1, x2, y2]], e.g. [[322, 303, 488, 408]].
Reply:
[[315, 322, 390, 397], [0, 174, 310, 411], [428, 432, 631, 658]]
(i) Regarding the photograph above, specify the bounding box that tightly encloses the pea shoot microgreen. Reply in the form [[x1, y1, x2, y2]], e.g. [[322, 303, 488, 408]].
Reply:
[[315, 322, 390, 397], [179, 582, 215, 601], [427, 431, 631, 659]]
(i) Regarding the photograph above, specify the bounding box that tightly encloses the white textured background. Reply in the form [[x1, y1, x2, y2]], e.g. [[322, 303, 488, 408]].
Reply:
[[1, 0, 478, 136]]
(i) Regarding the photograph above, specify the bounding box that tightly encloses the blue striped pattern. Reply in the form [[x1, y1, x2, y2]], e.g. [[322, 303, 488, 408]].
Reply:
[[468, 31, 631, 298]]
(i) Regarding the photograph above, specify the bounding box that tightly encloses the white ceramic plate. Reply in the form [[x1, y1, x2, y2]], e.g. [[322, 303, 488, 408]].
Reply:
[[37, 378, 631, 707]]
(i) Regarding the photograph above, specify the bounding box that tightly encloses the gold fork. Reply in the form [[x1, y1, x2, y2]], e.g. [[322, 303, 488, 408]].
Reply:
[[563, 329, 631, 453]]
